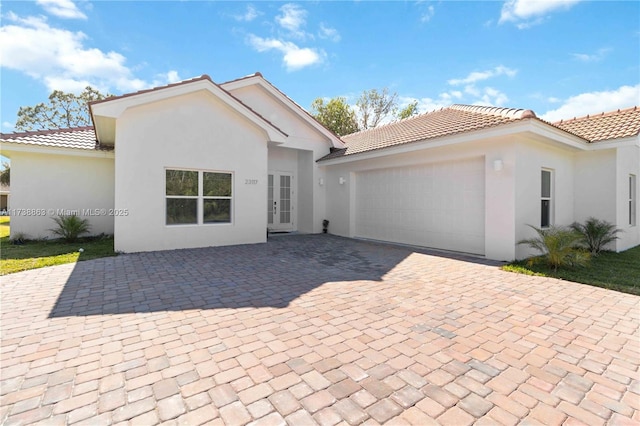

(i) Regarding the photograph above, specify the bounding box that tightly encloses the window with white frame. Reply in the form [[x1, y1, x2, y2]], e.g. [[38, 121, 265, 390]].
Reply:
[[630, 174, 637, 226], [166, 169, 232, 225], [541, 169, 553, 228]]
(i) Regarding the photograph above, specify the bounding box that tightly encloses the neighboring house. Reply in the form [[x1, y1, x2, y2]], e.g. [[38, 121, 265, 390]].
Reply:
[[1, 74, 638, 261], [0, 183, 8, 211]]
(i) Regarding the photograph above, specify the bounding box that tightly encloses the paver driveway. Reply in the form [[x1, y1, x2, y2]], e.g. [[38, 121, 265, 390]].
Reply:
[[1, 235, 639, 426]]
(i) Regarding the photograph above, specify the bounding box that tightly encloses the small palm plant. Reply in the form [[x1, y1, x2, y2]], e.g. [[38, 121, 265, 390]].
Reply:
[[518, 225, 590, 272], [50, 215, 91, 242], [570, 217, 621, 256]]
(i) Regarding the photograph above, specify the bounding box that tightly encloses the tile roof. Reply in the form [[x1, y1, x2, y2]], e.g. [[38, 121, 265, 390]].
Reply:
[[551, 106, 640, 142], [89, 75, 214, 106], [90, 74, 288, 138], [0, 127, 107, 151], [320, 104, 536, 160]]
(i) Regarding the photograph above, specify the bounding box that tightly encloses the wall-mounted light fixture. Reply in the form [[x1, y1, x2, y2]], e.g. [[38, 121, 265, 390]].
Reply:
[[318, 177, 324, 186], [493, 159, 504, 172], [339, 177, 346, 185]]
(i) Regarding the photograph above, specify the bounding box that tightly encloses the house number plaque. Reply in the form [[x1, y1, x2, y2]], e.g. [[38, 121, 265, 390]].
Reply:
[[245, 179, 258, 185]]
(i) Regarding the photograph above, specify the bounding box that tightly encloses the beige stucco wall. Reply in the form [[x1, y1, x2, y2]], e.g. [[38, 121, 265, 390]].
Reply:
[[574, 149, 616, 225], [322, 135, 520, 261], [228, 85, 333, 234], [514, 138, 576, 259], [321, 132, 636, 262], [616, 144, 640, 251], [113, 90, 269, 253], [6, 150, 114, 239]]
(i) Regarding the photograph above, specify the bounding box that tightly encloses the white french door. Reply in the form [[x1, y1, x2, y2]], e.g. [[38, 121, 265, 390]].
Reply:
[[268, 172, 294, 231]]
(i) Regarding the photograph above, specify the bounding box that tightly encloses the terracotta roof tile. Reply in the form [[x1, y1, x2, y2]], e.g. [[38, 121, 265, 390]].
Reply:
[[319, 104, 535, 161], [551, 106, 640, 142], [0, 127, 107, 150], [90, 74, 288, 138], [89, 75, 214, 106]]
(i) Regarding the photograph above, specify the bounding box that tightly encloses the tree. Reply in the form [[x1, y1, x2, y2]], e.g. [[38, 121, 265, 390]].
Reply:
[[15, 87, 109, 131], [356, 88, 398, 130], [310, 97, 359, 136], [396, 101, 419, 120], [312, 88, 422, 135], [0, 163, 9, 186]]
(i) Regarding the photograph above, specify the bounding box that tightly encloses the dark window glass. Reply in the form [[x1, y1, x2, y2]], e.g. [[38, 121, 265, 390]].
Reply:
[[166, 170, 198, 196], [204, 199, 231, 223], [203, 172, 232, 197], [166, 198, 197, 224], [541, 200, 550, 228], [541, 170, 551, 198]]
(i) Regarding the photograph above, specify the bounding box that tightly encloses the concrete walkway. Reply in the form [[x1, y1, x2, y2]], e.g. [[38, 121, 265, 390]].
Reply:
[[1, 235, 638, 425]]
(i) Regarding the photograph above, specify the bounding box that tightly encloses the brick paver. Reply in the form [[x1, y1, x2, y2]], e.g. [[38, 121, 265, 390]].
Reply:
[[1, 235, 638, 425]]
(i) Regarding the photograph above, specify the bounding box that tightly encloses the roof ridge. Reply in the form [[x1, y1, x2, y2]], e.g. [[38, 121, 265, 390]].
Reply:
[[221, 72, 345, 144], [450, 104, 536, 119], [88, 73, 288, 138], [89, 75, 213, 106], [1, 126, 95, 139], [553, 105, 639, 124], [220, 72, 263, 86]]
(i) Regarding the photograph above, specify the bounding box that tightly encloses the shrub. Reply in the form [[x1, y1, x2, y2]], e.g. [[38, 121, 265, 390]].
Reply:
[[10, 232, 27, 245], [518, 225, 590, 272], [50, 215, 91, 242], [571, 217, 621, 256]]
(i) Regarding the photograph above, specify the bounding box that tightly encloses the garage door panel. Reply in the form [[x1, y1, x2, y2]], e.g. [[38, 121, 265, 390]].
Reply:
[[355, 157, 485, 255]]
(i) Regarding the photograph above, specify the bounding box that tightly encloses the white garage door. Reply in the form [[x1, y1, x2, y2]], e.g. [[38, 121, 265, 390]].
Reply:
[[355, 157, 485, 255]]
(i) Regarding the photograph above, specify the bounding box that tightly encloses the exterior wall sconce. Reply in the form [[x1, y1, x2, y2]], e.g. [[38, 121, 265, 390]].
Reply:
[[493, 159, 504, 172], [339, 177, 346, 185], [318, 177, 324, 186]]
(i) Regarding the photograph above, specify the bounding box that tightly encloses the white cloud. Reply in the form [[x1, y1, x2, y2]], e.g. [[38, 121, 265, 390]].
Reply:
[[276, 3, 308, 39], [318, 23, 340, 42], [448, 66, 517, 86], [158, 70, 181, 85], [36, 0, 87, 20], [541, 85, 640, 122], [399, 82, 511, 115], [246, 34, 324, 71], [476, 87, 509, 106], [571, 47, 611, 62], [398, 90, 464, 115], [0, 13, 180, 94], [442, 66, 515, 106], [499, 0, 582, 28], [233, 5, 259, 22], [2, 121, 15, 131], [421, 5, 435, 23]]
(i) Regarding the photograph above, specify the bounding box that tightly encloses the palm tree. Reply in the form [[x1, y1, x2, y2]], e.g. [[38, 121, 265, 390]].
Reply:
[[571, 218, 621, 255], [518, 225, 590, 271]]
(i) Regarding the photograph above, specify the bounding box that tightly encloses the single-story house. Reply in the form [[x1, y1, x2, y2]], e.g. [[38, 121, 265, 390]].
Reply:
[[1, 73, 638, 261]]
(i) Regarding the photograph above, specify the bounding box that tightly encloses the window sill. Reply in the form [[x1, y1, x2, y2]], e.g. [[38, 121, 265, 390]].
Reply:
[[166, 223, 233, 227]]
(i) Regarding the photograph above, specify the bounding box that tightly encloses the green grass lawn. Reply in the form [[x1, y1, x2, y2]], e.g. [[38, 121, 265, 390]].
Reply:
[[0, 217, 117, 276], [503, 245, 640, 296]]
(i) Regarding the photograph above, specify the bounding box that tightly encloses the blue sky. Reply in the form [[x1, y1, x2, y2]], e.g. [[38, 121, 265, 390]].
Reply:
[[1, 0, 639, 134]]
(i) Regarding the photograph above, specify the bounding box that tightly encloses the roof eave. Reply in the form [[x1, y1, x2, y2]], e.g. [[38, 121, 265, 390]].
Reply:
[[90, 77, 288, 146], [587, 135, 640, 149], [0, 141, 115, 158], [319, 118, 591, 165]]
